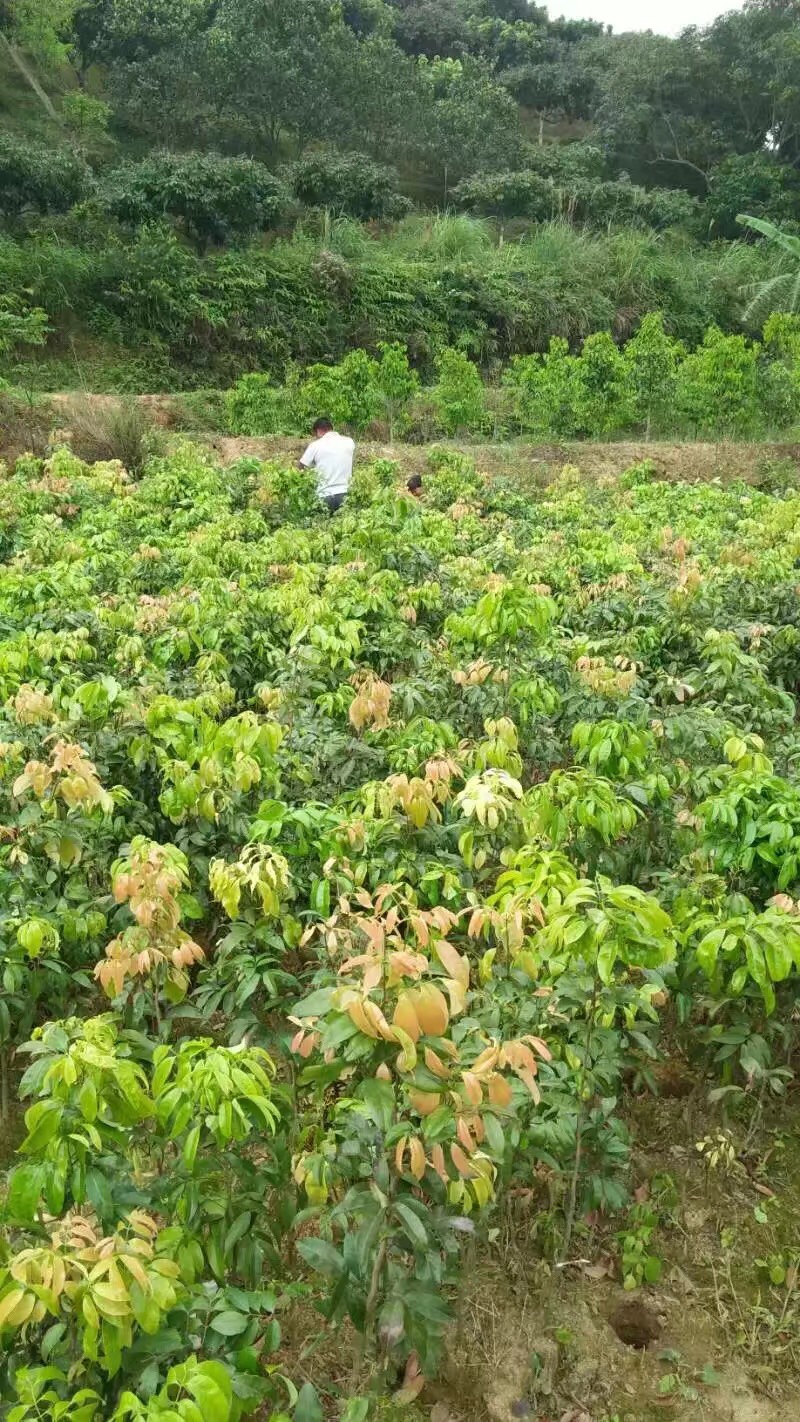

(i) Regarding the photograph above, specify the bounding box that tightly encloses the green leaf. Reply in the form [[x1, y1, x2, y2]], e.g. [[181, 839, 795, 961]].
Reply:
[[224, 1212, 253, 1255], [186, 1370, 230, 1421], [296, 1237, 345, 1276], [294, 1383, 323, 1422], [183, 1124, 201, 1171], [393, 1200, 428, 1248], [596, 938, 618, 984], [7, 1162, 45, 1221], [85, 1167, 113, 1221], [359, 1077, 395, 1132], [292, 988, 334, 1018], [210, 1309, 249, 1337], [763, 936, 792, 983], [21, 1099, 61, 1154], [342, 1400, 370, 1422], [696, 927, 725, 976], [482, 1112, 505, 1159], [235, 1344, 261, 1375], [79, 1078, 98, 1123], [263, 1317, 281, 1353], [643, 1255, 662, 1283]]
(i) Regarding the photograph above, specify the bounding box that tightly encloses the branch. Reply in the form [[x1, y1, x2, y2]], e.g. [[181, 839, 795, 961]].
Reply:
[[646, 155, 710, 191], [0, 35, 61, 123], [653, 110, 711, 190]]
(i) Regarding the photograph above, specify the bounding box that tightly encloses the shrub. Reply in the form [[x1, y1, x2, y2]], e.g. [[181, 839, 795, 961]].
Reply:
[[758, 314, 800, 431], [453, 169, 556, 220], [432, 347, 486, 435], [762, 312, 800, 362], [0, 296, 49, 357], [225, 373, 288, 436], [0, 135, 93, 217], [295, 350, 382, 432], [284, 150, 411, 220], [102, 225, 206, 341], [525, 141, 606, 183], [425, 445, 485, 504], [706, 154, 800, 240], [675, 327, 762, 436], [504, 339, 581, 438], [455, 168, 697, 231], [348, 456, 401, 508], [571, 180, 697, 232], [572, 331, 631, 435], [62, 91, 111, 142], [175, 387, 229, 431], [623, 313, 684, 436], [376, 342, 419, 440], [101, 152, 289, 246], [506, 333, 630, 438], [256, 459, 322, 523]]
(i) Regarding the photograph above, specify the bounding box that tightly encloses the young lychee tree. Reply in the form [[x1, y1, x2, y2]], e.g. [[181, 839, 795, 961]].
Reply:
[[289, 884, 550, 1382]]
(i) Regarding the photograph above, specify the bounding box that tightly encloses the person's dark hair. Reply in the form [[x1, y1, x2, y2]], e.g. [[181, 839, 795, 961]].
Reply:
[[407, 474, 422, 492], [313, 416, 333, 435]]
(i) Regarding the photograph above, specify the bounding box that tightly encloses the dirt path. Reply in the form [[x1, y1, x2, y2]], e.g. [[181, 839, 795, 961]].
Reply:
[[9, 391, 800, 485], [201, 434, 800, 485]]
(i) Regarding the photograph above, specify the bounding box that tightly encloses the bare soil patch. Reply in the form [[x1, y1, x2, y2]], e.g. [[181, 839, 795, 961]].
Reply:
[[5, 393, 799, 489]]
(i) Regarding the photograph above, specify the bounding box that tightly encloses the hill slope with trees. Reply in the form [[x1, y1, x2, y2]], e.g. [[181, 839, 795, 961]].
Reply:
[[0, 0, 799, 393]]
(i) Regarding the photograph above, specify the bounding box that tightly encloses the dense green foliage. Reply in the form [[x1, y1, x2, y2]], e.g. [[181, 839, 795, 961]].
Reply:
[[1, 441, 800, 1415], [453, 159, 698, 232], [100, 153, 289, 248], [220, 315, 800, 440], [0, 1, 798, 393], [283, 152, 411, 221], [0, 133, 92, 217], [0, 218, 783, 392]]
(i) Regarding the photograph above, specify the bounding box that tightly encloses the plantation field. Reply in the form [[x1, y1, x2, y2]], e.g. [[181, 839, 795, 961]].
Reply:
[[3, 438, 800, 1422], [6, 387, 800, 489]]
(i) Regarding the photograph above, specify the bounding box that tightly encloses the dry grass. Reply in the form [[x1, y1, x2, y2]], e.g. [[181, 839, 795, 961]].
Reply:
[[56, 395, 165, 475]]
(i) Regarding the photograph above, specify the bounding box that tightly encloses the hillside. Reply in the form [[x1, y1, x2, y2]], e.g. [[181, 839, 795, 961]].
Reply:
[[0, 1, 797, 394]]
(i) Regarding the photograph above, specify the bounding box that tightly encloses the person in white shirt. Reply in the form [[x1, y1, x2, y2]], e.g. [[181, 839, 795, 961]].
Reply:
[[298, 417, 355, 513]]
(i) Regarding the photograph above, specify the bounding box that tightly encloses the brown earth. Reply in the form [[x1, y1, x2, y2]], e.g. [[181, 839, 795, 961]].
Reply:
[[200, 435, 800, 488], [8, 391, 800, 486], [435, 1093, 800, 1422]]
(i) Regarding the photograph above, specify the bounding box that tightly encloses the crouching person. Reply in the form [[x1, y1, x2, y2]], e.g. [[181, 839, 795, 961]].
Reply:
[[299, 417, 355, 513]]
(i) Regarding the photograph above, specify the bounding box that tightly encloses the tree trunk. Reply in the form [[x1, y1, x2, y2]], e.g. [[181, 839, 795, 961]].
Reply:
[[1, 35, 60, 122]]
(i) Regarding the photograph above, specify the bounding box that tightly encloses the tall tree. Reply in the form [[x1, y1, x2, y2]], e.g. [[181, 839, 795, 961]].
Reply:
[[389, 0, 471, 59], [589, 2, 800, 190], [205, 0, 360, 156], [102, 0, 359, 156], [71, 0, 215, 68], [701, 0, 800, 165], [412, 56, 524, 199], [588, 30, 721, 189]]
